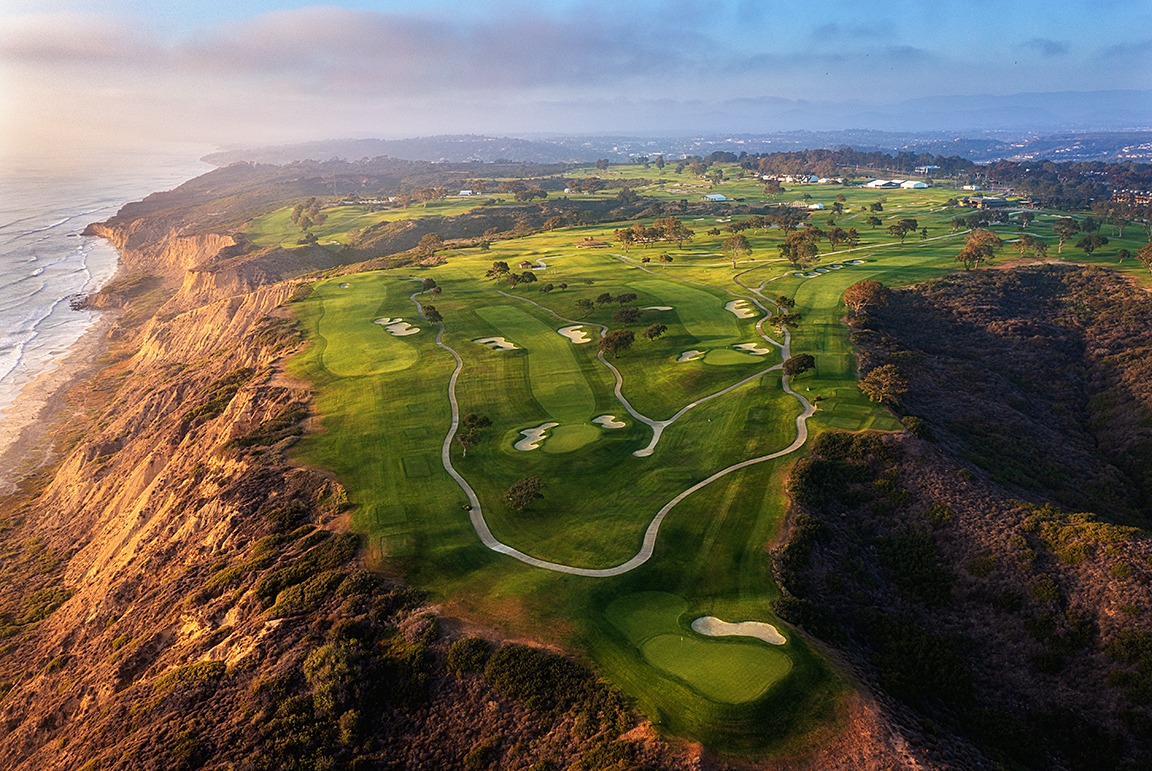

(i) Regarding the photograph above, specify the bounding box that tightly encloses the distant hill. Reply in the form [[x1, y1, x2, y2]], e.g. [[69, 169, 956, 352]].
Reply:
[[202, 135, 589, 166], [205, 127, 1152, 169]]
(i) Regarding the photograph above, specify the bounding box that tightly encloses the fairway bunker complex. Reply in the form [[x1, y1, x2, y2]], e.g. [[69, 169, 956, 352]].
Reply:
[[691, 616, 787, 645], [556, 325, 592, 344], [514, 422, 559, 450], [375, 317, 420, 336], [592, 414, 626, 429], [724, 299, 757, 318], [474, 336, 519, 350]]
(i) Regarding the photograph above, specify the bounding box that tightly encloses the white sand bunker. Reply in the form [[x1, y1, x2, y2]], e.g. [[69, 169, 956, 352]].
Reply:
[[827, 263, 845, 270], [724, 299, 757, 319], [642, 305, 673, 311], [845, 259, 865, 265], [376, 318, 420, 336], [475, 337, 519, 350], [677, 350, 705, 363], [339, 282, 350, 288], [514, 422, 559, 451], [593, 415, 625, 429], [733, 343, 771, 355], [557, 326, 591, 344], [691, 616, 786, 645]]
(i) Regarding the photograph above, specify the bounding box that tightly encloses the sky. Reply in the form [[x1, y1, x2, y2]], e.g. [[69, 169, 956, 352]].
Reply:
[[2, 0, 1150, 168]]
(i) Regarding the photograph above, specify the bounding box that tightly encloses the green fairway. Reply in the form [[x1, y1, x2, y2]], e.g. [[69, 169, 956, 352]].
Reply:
[[282, 170, 1144, 756]]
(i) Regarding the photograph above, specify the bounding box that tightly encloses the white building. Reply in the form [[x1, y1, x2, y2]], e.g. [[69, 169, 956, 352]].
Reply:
[[900, 181, 930, 189]]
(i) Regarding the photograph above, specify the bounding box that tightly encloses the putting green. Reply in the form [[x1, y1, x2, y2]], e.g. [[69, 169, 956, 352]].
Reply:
[[313, 275, 419, 377], [703, 348, 763, 366], [541, 422, 601, 453], [605, 592, 793, 704], [641, 635, 792, 704]]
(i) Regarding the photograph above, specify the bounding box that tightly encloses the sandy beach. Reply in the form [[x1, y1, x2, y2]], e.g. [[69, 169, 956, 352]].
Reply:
[[0, 312, 114, 494]]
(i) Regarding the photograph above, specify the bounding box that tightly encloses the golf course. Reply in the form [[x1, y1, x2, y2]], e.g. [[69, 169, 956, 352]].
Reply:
[[281, 166, 1152, 754]]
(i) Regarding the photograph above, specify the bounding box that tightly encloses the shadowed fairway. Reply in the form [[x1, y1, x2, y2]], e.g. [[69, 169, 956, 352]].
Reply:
[[286, 179, 1096, 756]]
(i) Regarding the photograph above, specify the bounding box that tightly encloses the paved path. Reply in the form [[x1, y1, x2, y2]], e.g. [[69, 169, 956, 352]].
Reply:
[[414, 266, 816, 577]]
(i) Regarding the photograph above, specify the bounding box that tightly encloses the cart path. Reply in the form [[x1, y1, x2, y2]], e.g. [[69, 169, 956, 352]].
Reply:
[[413, 278, 815, 577]]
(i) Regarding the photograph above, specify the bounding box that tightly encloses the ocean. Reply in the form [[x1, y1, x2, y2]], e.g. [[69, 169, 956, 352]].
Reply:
[[0, 150, 211, 422]]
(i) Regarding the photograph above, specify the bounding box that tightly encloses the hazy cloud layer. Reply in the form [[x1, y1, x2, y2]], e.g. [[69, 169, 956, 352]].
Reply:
[[2, 1, 1150, 165]]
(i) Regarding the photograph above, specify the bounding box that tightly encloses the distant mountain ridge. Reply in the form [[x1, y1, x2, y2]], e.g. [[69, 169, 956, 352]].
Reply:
[[204, 127, 1152, 168]]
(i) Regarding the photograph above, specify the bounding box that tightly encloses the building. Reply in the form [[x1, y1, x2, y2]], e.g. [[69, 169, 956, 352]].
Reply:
[[704, 193, 730, 202], [914, 165, 941, 175], [458, 189, 475, 196], [864, 179, 901, 189], [901, 181, 930, 189], [807, 203, 825, 210]]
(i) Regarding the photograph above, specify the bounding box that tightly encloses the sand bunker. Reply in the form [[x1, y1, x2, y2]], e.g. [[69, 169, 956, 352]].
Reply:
[[803, 272, 820, 278], [827, 263, 844, 270], [642, 305, 673, 311], [724, 300, 757, 319], [813, 267, 830, 273], [732, 343, 771, 355], [845, 259, 865, 265], [339, 282, 350, 288], [557, 326, 592, 344], [592, 415, 625, 429], [514, 422, 559, 451], [677, 350, 705, 363], [791, 272, 807, 278], [375, 318, 420, 336], [691, 616, 786, 645], [475, 337, 519, 350]]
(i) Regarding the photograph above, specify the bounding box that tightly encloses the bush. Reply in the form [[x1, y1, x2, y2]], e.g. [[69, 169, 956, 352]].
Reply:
[[155, 661, 227, 693], [446, 637, 491, 676]]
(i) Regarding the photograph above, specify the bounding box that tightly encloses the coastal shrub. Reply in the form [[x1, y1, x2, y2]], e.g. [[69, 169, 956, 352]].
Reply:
[[18, 587, 73, 625], [270, 569, 347, 618], [228, 402, 309, 452], [254, 533, 358, 607], [446, 637, 491, 676], [876, 530, 953, 606], [155, 661, 227, 693], [463, 736, 501, 770], [182, 368, 255, 427]]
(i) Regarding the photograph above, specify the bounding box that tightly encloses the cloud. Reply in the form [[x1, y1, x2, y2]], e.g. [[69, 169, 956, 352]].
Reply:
[[1021, 37, 1070, 57]]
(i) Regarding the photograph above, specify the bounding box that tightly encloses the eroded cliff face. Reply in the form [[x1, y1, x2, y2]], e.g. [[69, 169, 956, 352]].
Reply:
[[0, 206, 708, 770]]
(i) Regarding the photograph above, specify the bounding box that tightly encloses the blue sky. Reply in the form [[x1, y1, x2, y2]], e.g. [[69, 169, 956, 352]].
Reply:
[[2, 1, 1149, 164]]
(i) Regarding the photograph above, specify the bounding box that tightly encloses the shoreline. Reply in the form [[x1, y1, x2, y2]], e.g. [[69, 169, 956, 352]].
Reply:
[[0, 292, 116, 496]]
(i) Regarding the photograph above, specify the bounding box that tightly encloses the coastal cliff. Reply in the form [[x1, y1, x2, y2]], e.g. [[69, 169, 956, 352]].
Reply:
[[0, 165, 709, 769]]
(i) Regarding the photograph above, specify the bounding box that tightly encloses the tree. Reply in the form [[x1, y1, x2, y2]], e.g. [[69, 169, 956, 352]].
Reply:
[[1076, 234, 1109, 255], [859, 364, 908, 405], [614, 292, 638, 305], [457, 414, 492, 457], [613, 228, 635, 251], [1136, 243, 1152, 272], [423, 305, 443, 324], [721, 233, 752, 269], [421, 278, 438, 291], [642, 323, 668, 341], [775, 295, 796, 309], [599, 329, 635, 358], [596, 292, 614, 307], [773, 312, 802, 330], [1018, 211, 1035, 229], [517, 271, 537, 288], [658, 253, 673, 270], [1117, 248, 1131, 263], [783, 354, 816, 377], [575, 299, 595, 318], [868, 216, 883, 229], [1015, 234, 1048, 259], [613, 306, 641, 324], [486, 261, 510, 279], [779, 230, 819, 267], [654, 155, 665, 171], [416, 232, 443, 259], [842, 280, 890, 313], [1053, 218, 1080, 254], [955, 228, 1002, 269], [505, 477, 543, 512], [1080, 215, 1101, 234]]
